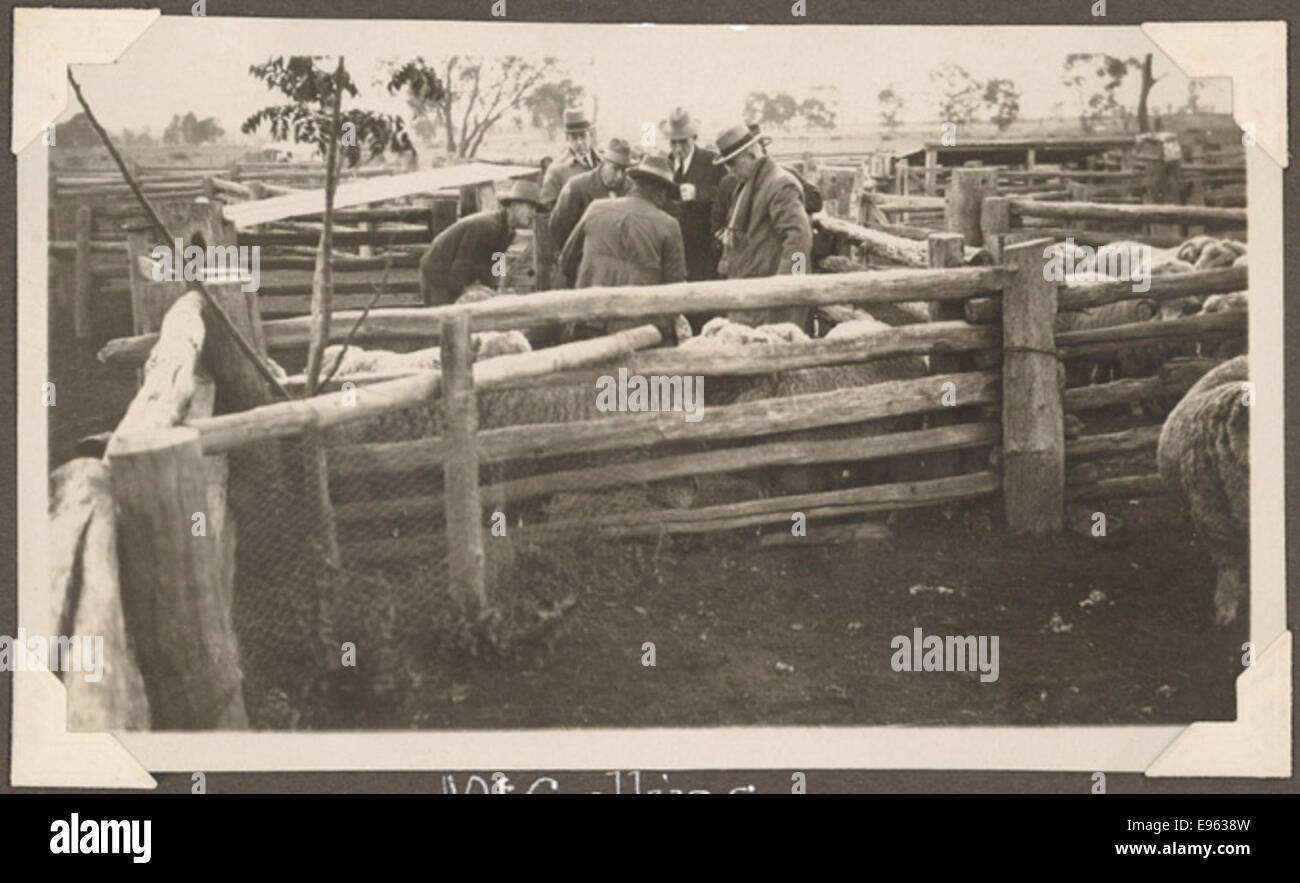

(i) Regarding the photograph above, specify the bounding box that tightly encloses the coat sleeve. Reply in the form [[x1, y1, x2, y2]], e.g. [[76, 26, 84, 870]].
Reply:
[[548, 179, 581, 248], [419, 224, 460, 306], [558, 212, 586, 286], [710, 174, 735, 237], [662, 220, 688, 285], [453, 215, 501, 291], [768, 179, 814, 276], [539, 163, 566, 208]]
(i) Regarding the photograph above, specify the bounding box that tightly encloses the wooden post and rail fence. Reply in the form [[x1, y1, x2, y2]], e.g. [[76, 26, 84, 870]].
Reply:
[[57, 231, 1247, 726]]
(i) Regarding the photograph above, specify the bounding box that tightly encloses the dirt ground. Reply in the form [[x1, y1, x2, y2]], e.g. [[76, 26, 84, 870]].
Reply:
[[402, 491, 1241, 730], [49, 315, 1242, 732]]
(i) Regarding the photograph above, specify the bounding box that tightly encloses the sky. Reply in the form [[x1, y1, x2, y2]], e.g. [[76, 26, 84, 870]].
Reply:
[[63, 17, 1232, 145]]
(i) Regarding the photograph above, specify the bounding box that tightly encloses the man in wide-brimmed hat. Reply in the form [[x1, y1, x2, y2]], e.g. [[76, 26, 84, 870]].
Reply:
[[539, 107, 602, 209], [549, 137, 637, 253], [419, 179, 544, 307], [709, 121, 813, 330], [709, 121, 823, 242], [559, 154, 687, 336], [661, 107, 725, 289]]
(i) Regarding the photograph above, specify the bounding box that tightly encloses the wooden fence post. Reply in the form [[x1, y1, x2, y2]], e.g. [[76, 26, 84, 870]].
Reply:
[[946, 167, 999, 246], [923, 148, 939, 195], [440, 310, 488, 622], [458, 184, 478, 217], [534, 209, 555, 291], [925, 232, 969, 477], [107, 425, 248, 728], [1000, 238, 1064, 536], [53, 201, 75, 314], [979, 195, 1011, 263], [74, 204, 93, 346]]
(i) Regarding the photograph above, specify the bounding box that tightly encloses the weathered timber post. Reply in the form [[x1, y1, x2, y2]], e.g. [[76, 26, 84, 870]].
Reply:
[[1000, 238, 1064, 536], [359, 201, 376, 258], [458, 184, 478, 217], [477, 181, 499, 213], [533, 209, 555, 291], [74, 204, 93, 346], [53, 200, 75, 313], [979, 195, 1012, 263], [923, 148, 939, 195], [945, 167, 999, 246], [108, 425, 248, 728], [124, 217, 186, 337], [202, 176, 217, 201], [925, 232, 970, 478], [440, 310, 488, 622]]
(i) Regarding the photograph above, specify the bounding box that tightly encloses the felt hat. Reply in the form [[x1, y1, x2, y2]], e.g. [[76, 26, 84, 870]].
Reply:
[[601, 138, 635, 166], [626, 154, 678, 190], [713, 122, 764, 165], [663, 107, 699, 140], [499, 179, 544, 208], [563, 108, 594, 133]]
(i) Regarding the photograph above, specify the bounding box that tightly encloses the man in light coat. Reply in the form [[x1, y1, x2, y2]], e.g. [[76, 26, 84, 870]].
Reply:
[[712, 122, 814, 330], [559, 154, 687, 339]]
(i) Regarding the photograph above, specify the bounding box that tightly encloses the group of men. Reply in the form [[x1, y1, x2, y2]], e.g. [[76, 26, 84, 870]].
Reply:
[[419, 105, 822, 338]]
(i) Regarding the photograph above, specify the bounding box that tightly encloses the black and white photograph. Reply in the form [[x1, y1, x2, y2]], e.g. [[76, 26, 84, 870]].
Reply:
[[7, 7, 1291, 793]]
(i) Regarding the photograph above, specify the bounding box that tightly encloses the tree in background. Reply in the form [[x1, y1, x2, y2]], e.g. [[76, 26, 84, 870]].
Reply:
[[164, 112, 225, 145], [54, 113, 98, 147], [391, 55, 560, 158], [744, 91, 800, 131], [981, 78, 1021, 132], [119, 127, 155, 147], [1180, 80, 1207, 114], [525, 78, 585, 138], [1061, 53, 1160, 134], [1134, 53, 1159, 132], [798, 96, 837, 131], [877, 86, 904, 130], [929, 64, 982, 124], [243, 56, 423, 166]]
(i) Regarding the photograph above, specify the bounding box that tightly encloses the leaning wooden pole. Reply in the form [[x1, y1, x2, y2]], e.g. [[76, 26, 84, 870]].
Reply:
[[440, 311, 488, 623], [1000, 238, 1064, 536]]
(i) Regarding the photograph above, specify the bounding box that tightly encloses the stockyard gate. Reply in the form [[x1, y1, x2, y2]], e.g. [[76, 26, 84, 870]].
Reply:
[[47, 127, 1250, 732]]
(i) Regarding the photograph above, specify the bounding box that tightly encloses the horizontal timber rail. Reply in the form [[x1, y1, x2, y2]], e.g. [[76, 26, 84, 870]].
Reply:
[[520, 471, 1002, 539], [186, 324, 664, 453], [1065, 425, 1163, 460], [1056, 309, 1245, 357], [1007, 198, 1247, 227], [279, 319, 1004, 394], [327, 370, 1002, 477], [338, 422, 1003, 517], [1063, 357, 1222, 412], [103, 265, 1010, 366], [964, 265, 1248, 323], [344, 471, 1001, 555]]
